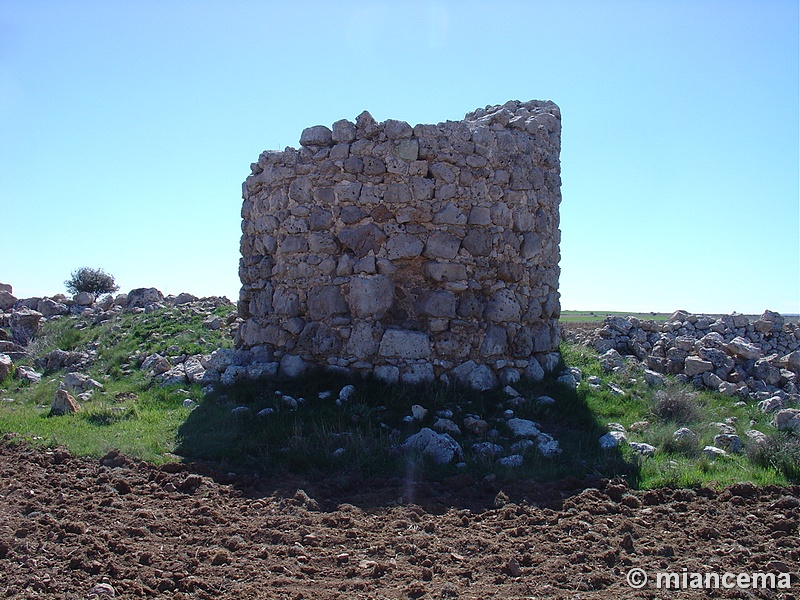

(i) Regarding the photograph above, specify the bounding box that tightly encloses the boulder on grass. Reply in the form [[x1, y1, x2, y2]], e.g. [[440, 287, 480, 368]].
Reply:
[[50, 389, 81, 416]]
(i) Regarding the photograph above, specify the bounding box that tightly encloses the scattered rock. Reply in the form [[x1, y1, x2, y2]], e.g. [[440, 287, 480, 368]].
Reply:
[[463, 416, 488, 436], [14, 365, 41, 384], [703, 445, 727, 459], [506, 418, 540, 439], [629, 442, 657, 457], [772, 408, 800, 432], [10, 308, 42, 346], [599, 431, 626, 449], [713, 434, 742, 454], [401, 428, 463, 465], [0, 354, 11, 381], [50, 389, 80, 416]]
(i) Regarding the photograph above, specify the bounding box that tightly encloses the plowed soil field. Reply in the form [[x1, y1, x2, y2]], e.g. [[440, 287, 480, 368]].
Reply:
[[0, 438, 797, 599]]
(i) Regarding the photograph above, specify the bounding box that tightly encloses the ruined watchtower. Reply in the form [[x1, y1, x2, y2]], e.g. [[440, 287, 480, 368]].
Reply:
[[237, 100, 562, 388]]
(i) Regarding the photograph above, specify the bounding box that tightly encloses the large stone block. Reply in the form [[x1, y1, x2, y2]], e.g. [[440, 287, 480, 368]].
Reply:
[[415, 291, 456, 318], [307, 286, 348, 320], [379, 329, 431, 359], [424, 231, 461, 259], [386, 234, 424, 260], [484, 289, 521, 323], [337, 223, 386, 259], [348, 275, 394, 319]]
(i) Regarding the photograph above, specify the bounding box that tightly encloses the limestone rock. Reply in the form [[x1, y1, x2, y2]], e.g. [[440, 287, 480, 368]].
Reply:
[[772, 408, 800, 432], [280, 354, 308, 378], [0, 290, 17, 312], [73, 291, 95, 306], [599, 431, 627, 449], [713, 434, 742, 454], [724, 337, 762, 360], [703, 445, 727, 459], [349, 276, 394, 319], [126, 288, 164, 309], [50, 389, 80, 416], [0, 353, 12, 381], [300, 125, 333, 147], [684, 356, 713, 376], [37, 298, 69, 317], [433, 418, 461, 436], [379, 329, 431, 359], [536, 433, 561, 457], [498, 454, 524, 468], [10, 308, 42, 346], [506, 418, 540, 438], [451, 360, 497, 391], [401, 428, 463, 465], [14, 365, 41, 384], [524, 358, 545, 382], [673, 427, 697, 443]]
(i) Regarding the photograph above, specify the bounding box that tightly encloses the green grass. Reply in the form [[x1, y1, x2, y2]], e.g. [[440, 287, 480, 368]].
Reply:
[[561, 344, 796, 488], [0, 303, 235, 463], [2, 305, 797, 488]]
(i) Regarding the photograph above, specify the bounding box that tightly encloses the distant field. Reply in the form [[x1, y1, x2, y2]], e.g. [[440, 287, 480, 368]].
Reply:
[[561, 310, 799, 324], [560, 310, 670, 323]]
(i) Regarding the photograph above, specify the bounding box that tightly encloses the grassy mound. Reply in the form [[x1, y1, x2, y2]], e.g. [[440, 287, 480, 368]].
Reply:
[[1, 306, 797, 488]]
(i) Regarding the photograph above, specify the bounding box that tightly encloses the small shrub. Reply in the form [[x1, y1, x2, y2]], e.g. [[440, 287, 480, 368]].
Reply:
[[65, 267, 119, 297], [747, 433, 800, 483], [651, 389, 701, 425]]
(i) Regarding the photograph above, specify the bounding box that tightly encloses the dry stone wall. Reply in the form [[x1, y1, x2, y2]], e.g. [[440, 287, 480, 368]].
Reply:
[[237, 100, 562, 389]]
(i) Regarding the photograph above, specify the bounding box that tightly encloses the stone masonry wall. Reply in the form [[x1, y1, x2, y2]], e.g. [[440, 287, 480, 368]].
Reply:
[[236, 100, 562, 389]]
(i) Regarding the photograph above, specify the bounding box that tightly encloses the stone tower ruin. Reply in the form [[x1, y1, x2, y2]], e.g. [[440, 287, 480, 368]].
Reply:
[[237, 99, 562, 389]]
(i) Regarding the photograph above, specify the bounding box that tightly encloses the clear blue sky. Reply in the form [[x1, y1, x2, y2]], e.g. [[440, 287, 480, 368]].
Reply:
[[1, 1, 798, 314]]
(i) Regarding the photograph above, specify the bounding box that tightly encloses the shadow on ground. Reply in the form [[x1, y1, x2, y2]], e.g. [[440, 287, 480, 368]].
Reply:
[[175, 369, 639, 509]]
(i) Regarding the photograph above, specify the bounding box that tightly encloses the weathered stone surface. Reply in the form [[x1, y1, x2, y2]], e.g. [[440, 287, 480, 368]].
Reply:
[[337, 223, 386, 259], [10, 308, 42, 346], [386, 234, 424, 260], [307, 286, 348, 320], [507, 418, 540, 438], [0, 291, 17, 312], [423, 231, 461, 260], [423, 262, 467, 283], [524, 358, 545, 382], [725, 337, 762, 360], [346, 321, 382, 359], [0, 353, 12, 381], [451, 360, 497, 391], [73, 291, 95, 306], [348, 276, 394, 319], [280, 354, 308, 378], [773, 408, 800, 432], [50, 389, 80, 416], [331, 119, 356, 143], [599, 431, 627, 449], [401, 428, 462, 465], [127, 288, 164, 309], [14, 365, 41, 384], [484, 289, 521, 323], [299, 125, 333, 147], [415, 291, 456, 319], [684, 356, 713, 376], [37, 298, 69, 317], [379, 330, 431, 359]]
